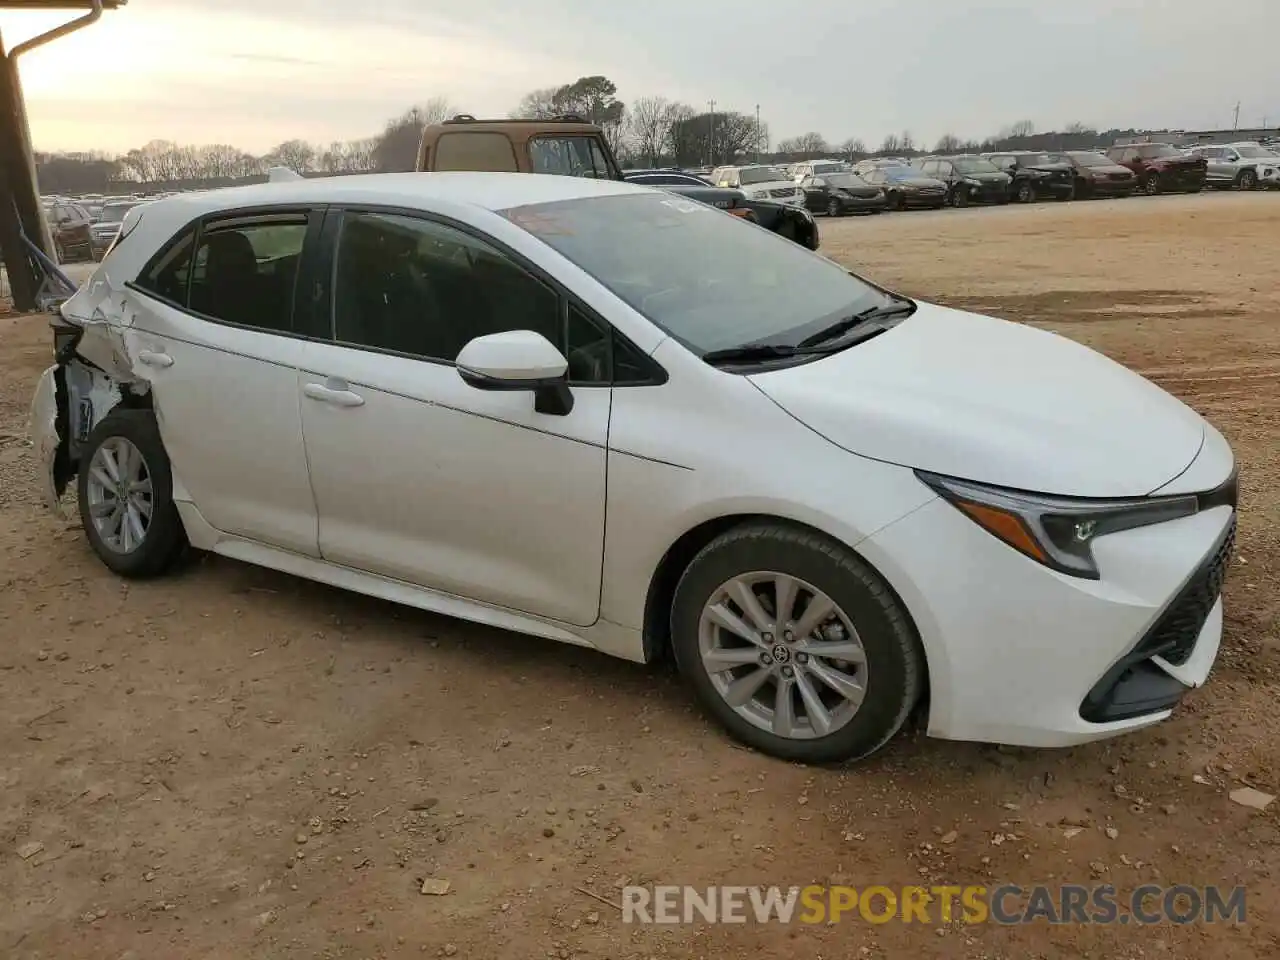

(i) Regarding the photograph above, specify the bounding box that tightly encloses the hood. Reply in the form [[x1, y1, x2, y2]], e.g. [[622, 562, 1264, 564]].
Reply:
[[965, 171, 1010, 182], [743, 180, 801, 193], [1024, 163, 1072, 174], [747, 302, 1206, 498], [1089, 164, 1135, 177], [837, 185, 881, 198]]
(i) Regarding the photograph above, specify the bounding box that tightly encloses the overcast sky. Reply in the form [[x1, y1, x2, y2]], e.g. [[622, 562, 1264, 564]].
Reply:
[[9, 0, 1279, 155]]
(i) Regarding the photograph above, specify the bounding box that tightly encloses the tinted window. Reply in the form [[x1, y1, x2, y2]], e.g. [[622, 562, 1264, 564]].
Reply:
[[187, 220, 306, 331], [529, 136, 614, 178], [333, 211, 560, 363], [137, 229, 196, 305], [502, 194, 888, 357], [434, 132, 519, 172]]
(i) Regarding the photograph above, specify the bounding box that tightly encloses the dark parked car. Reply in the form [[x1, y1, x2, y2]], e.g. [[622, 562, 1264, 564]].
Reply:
[[622, 170, 820, 249], [1056, 151, 1138, 198], [913, 156, 1012, 206], [860, 165, 948, 210], [89, 199, 147, 258], [41, 200, 94, 263], [984, 152, 1076, 202], [798, 172, 886, 216], [1105, 143, 1206, 195]]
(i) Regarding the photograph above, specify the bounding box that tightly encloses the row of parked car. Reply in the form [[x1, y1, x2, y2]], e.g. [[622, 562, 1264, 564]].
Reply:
[[38, 193, 157, 263], [648, 139, 1279, 217]]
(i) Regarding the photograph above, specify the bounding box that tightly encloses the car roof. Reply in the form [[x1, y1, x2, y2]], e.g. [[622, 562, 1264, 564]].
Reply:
[[156, 172, 641, 216]]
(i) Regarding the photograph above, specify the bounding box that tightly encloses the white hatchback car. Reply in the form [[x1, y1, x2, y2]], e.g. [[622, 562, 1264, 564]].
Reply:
[[30, 173, 1237, 764]]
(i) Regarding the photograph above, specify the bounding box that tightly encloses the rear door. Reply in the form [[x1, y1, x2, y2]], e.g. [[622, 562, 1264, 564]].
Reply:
[[125, 211, 324, 556]]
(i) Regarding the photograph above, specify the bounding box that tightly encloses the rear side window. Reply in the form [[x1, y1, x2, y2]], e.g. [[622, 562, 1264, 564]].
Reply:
[[188, 219, 307, 332], [136, 230, 196, 305], [529, 136, 615, 178], [433, 132, 519, 172]]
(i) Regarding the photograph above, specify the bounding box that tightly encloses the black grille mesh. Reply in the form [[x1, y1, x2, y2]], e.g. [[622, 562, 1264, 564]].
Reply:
[[1137, 518, 1236, 666]]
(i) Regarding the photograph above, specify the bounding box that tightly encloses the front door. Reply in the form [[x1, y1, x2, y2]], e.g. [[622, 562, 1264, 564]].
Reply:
[[298, 209, 609, 626], [124, 213, 320, 555]]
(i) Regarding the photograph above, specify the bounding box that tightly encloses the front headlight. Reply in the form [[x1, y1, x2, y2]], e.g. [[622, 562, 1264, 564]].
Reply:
[[916, 471, 1200, 579]]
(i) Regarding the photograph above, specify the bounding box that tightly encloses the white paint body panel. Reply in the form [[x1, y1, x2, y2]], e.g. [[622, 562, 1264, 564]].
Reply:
[[32, 172, 1237, 753]]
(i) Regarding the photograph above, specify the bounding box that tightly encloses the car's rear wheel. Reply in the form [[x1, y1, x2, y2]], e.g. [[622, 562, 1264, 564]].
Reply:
[[951, 187, 969, 208], [891, 191, 906, 211], [1142, 172, 1161, 196], [826, 198, 842, 217], [78, 408, 188, 578], [1016, 181, 1034, 203], [1237, 170, 1258, 191], [671, 522, 923, 764]]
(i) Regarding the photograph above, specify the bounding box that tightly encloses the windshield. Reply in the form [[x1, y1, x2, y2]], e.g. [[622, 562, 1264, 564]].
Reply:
[[882, 166, 922, 181], [1020, 154, 1059, 166], [501, 193, 889, 355], [953, 157, 1000, 173], [825, 173, 870, 189], [738, 166, 788, 185], [99, 202, 139, 223], [1068, 152, 1110, 166], [1140, 145, 1180, 159], [1234, 145, 1277, 158], [811, 162, 849, 174]]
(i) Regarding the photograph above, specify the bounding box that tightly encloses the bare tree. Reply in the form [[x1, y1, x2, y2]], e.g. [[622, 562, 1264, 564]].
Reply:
[[900, 130, 915, 152], [838, 137, 866, 156], [267, 139, 316, 174], [777, 131, 829, 155], [1007, 119, 1036, 138], [629, 96, 672, 166], [933, 133, 962, 153], [373, 98, 459, 172], [878, 133, 903, 154], [512, 86, 559, 119]]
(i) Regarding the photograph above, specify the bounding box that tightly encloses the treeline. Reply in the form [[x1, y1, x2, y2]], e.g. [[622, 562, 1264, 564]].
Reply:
[[36, 76, 1172, 194]]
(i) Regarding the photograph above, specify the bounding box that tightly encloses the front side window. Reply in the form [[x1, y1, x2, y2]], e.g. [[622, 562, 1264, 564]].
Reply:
[[188, 219, 306, 332], [501, 193, 890, 356], [529, 136, 614, 178], [738, 167, 788, 185], [332, 211, 561, 363], [953, 157, 1000, 174], [136, 230, 196, 305]]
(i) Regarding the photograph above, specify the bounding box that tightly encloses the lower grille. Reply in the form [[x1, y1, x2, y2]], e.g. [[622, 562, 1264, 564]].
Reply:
[[1136, 517, 1235, 666]]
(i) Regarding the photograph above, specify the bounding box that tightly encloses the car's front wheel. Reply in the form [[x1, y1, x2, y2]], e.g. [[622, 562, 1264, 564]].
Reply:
[[78, 408, 188, 578], [826, 198, 842, 217], [1237, 169, 1258, 191], [671, 522, 923, 764], [1142, 172, 1161, 195]]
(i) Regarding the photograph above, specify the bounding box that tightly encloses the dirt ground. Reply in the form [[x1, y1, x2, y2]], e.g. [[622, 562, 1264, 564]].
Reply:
[[2, 193, 1277, 960]]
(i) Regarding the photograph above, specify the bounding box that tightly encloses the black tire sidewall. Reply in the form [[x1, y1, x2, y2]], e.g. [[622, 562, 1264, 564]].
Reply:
[[77, 408, 186, 578], [671, 524, 921, 763]]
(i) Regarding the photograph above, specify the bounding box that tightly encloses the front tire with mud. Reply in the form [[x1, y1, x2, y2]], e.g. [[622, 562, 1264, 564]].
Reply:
[[671, 522, 924, 764], [77, 408, 188, 578]]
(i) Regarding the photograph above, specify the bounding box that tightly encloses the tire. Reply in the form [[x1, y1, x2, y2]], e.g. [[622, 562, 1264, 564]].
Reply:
[[670, 522, 924, 764], [77, 408, 188, 578], [1057, 183, 1076, 201], [1237, 170, 1257, 191], [1142, 172, 1161, 196], [1185, 185, 1203, 194], [892, 191, 906, 211], [1015, 181, 1034, 203], [826, 198, 842, 218], [951, 186, 969, 208], [774, 218, 797, 243]]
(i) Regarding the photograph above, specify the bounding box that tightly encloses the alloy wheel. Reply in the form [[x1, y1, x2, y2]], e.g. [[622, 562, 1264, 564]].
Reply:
[[826, 198, 841, 217], [1239, 170, 1257, 191], [697, 571, 868, 740], [85, 436, 154, 554]]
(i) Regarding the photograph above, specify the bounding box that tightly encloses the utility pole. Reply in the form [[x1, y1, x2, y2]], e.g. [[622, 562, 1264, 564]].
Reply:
[[1232, 101, 1240, 132], [707, 99, 716, 166], [755, 104, 761, 163]]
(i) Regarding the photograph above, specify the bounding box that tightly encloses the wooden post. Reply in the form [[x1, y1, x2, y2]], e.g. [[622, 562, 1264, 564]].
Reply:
[[0, 30, 43, 311]]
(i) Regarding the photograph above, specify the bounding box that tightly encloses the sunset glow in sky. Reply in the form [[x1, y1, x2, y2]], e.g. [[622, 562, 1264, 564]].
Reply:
[[7, 0, 1278, 156]]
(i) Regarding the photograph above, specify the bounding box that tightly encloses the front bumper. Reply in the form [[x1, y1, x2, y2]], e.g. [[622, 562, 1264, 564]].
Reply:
[[837, 195, 887, 213], [1090, 175, 1136, 194], [900, 190, 947, 207], [859, 468, 1235, 748], [30, 364, 62, 512], [1159, 169, 1207, 191]]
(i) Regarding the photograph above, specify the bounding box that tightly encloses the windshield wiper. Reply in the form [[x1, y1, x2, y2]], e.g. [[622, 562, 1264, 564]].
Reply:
[[702, 300, 916, 367], [795, 300, 916, 349], [702, 343, 802, 366]]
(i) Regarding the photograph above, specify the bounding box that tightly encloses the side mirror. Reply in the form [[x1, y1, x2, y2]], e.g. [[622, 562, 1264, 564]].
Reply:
[[456, 330, 574, 416]]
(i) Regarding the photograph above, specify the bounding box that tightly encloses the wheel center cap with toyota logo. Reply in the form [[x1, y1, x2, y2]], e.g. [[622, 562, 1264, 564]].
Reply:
[[771, 644, 791, 663]]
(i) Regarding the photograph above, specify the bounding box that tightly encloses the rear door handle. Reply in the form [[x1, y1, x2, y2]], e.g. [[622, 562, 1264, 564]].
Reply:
[[137, 350, 174, 368], [303, 381, 365, 408]]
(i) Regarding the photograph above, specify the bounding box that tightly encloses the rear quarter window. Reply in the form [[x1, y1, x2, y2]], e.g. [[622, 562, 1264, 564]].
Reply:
[[432, 132, 520, 172]]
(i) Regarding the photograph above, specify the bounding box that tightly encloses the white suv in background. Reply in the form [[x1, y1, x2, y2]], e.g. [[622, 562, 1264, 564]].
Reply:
[[1189, 142, 1280, 190], [711, 165, 806, 206]]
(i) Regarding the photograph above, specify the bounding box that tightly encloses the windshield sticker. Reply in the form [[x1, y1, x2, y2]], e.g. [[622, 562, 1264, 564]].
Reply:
[[503, 209, 575, 235]]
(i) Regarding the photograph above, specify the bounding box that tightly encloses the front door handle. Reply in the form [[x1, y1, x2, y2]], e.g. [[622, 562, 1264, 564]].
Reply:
[[137, 350, 174, 368], [303, 381, 365, 408]]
